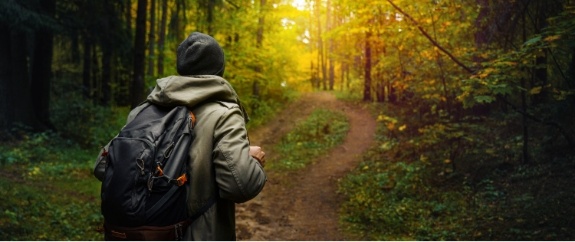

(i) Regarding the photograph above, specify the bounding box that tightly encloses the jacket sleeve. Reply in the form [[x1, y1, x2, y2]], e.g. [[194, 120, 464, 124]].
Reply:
[[212, 106, 267, 203]]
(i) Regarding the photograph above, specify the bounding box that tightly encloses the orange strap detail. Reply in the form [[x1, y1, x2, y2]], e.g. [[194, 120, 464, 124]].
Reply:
[[189, 112, 196, 128], [175, 174, 187, 186], [156, 165, 164, 176]]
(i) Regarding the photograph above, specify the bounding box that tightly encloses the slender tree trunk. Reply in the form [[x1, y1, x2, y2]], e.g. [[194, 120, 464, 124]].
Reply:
[[131, 0, 147, 108], [253, 0, 266, 97], [169, 0, 185, 43], [157, 0, 168, 76], [326, 0, 334, 90], [328, 60, 334, 90], [521, 10, 530, 164], [30, 35, 53, 128], [82, 37, 93, 99], [310, 61, 317, 89], [340, 63, 345, 91], [364, 31, 372, 101], [91, 41, 99, 103], [0, 24, 11, 132], [125, 0, 132, 31], [101, 44, 112, 106], [29, 0, 55, 130], [207, 0, 215, 34], [147, 0, 156, 77], [314, 0, 326, 90], [11, 30, 37, 130]]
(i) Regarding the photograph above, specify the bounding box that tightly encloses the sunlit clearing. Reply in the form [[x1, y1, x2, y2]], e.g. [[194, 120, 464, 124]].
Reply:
[[291, 0, 307, 10]]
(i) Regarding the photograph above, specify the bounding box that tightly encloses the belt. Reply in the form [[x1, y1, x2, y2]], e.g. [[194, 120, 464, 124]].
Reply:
[[104, 220, 191, 241]]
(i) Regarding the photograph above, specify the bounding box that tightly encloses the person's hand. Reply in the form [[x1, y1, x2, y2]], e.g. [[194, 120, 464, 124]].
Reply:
[[249, 146, 266, 167]]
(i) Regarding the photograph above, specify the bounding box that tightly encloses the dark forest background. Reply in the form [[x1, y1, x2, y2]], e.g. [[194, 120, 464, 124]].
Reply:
[[0, 0, 574, 240]]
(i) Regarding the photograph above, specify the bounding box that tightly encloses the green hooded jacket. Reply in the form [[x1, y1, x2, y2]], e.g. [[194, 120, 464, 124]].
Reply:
[[94, 75, 267, 240]]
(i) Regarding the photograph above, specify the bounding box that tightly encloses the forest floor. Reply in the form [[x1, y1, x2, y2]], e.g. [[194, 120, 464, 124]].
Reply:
[[235, 91, 377, 240]]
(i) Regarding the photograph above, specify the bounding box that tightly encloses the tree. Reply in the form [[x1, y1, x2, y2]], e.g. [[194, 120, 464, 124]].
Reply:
[[31, 0, 56, 130], [131, 0, 148, 108], [363, 30, 372, 101], [147, 0, 157, 77], [157, 0, 168, 76], [0, 0, 57, 132]]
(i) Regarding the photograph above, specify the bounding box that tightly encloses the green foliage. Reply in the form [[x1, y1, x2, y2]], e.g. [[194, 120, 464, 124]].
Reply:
[[0, 132, 102, 240], [270, 109, 349, 171], [0, 172, 102, 240], [51, 93, 129, 148], [459, 5, 575, 109], [339, 101, 575, 240], [0, 130, 101, 167], [340, 160, 473, 240], [244, 90, 299, 130], [339, 108, 475, 240]]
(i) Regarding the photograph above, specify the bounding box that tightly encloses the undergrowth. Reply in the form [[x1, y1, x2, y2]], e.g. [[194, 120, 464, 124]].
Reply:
[[0, 100, 129, 240], [269, 108, 349, 171], [0, 136, 103, 240], [338, 102, 575, 240], [0, 89, 292, 240]]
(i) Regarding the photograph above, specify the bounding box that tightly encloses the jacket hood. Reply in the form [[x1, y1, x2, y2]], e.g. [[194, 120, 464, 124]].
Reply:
[[147, 75, 249, 121]]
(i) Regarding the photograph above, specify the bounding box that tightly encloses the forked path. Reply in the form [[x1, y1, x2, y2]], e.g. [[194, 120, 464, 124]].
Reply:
[[236, 92, 377, 240]]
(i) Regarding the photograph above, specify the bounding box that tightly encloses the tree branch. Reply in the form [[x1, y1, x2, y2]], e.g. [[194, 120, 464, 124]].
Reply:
[[224, 0, 240, 9], [385, 0, 475, 74], [501, 96, 574, 148]]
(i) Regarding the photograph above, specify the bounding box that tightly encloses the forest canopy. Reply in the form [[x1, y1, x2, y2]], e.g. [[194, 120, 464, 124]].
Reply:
[[1, 0, 573, 144], [0, 0, 574, 240]]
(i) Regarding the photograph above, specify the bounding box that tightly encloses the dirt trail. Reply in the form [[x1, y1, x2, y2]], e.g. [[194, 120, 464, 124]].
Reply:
[[236, 92, 377, 240]]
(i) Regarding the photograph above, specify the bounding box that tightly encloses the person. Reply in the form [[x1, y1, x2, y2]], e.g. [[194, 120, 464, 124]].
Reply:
[[94, 32, 267, 240]]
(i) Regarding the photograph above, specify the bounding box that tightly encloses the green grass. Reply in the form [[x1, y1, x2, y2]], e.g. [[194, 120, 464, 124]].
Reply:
[[338, 102, 575, 240], [268, 108, 349, 171], [0, 145, 103, 240]]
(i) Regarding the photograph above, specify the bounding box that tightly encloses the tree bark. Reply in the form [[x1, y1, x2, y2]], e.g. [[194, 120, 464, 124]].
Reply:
[[147, 0, 156, 77], [0, 24, 11, 132], [31, 23, 55, 130], [82, 37, 93, 99], [157, 0, 168, 76], [131, 0, 148, 108], [253, 0, 266, 97], [207, 0, 215, 34], [364, 31, 372, 101], [101, 43, 112, 106], [10, 30, 37, 130]]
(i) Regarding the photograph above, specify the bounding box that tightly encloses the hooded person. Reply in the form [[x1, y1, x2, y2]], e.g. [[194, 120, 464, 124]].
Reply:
[[94, 32, 267, 240]]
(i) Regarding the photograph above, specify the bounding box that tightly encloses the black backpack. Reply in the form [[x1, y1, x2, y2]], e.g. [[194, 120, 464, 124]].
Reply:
[[99, 103, 197, 240]]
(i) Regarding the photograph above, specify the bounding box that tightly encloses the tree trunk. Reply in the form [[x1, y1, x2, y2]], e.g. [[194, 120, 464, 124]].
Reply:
[[0, 24, 11, 132], [326, 0, 334, 91], [82, 37, 93, 99], [147, 0, 156, 77], [253, 0, 266, 97], [125, 0, 132, 31], [314, 0, 326, 90], [157, 0, 168, 76], [31, 28, 54, 130], [91, 41, 99, 103], [474, 0, 490, 50], [207, 0, 215, 34], [28, 0, 55, 130], [101, 43, 112, 106], [131, 0, 147, 108], [363, 31, 372, 102], [10, 30, 37, 130]]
